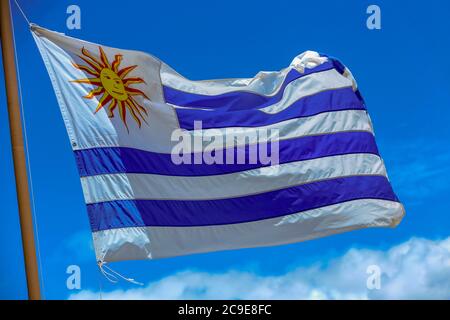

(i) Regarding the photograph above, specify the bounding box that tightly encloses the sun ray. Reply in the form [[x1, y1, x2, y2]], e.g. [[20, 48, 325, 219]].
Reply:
[[111, 54, 123, 73], [118, 65, 137, 79], [126, 87, 149, 99], [72, 62, 99, 77], [127, 98, 147, 121], [76, 55, 103, 73], [129, 96, 148, 116], [84, 87, 105, 99], [70, 78, 102, 85], [95, 92, 112, 113], [107, 99, 117, 118], [125, 100, 142, 128], [118, 101, 129, 132], [123, 77, 145, 86], [99, 47, 111, 69], [81, 47, 106, 69]]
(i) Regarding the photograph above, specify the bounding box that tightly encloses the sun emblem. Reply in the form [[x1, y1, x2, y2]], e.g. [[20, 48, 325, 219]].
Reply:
[[71, 46, 149, 131]]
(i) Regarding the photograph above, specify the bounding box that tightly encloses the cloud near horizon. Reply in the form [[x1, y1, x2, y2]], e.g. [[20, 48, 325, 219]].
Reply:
[[70, 236, 450, 300]]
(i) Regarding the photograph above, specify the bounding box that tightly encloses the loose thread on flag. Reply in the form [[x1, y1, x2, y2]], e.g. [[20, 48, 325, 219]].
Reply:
[[98, 262, 144, 286], [97, 270, 103, 300]]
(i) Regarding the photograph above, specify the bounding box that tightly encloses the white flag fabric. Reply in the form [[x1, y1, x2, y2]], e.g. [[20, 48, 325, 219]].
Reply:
[[32, 25, 404, 263]]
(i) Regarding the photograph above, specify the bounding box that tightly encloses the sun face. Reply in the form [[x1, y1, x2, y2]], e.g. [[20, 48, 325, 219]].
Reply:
[[100, 68, 128, 101], [71, 46, 149, 131]]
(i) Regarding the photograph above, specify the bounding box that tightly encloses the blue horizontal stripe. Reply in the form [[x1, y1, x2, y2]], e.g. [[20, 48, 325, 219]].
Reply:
[[328, 57, 346, 75], [74, 131, 379, 177], [176, 87, 364, 130], [163, 61, 336, 110], [87, 175, 398, 231]]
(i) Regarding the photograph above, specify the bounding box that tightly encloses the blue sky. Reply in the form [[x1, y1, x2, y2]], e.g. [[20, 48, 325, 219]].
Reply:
[[1, 0, 449, 299]]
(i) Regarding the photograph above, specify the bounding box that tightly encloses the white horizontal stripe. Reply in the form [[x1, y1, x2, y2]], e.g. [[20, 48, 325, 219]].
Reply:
[[71, 108, 371, 154], [161, 62, 291, 96], [187, 110, 372, 152], [92, 199, 405, 262], [167, 103, 214, 111], [81, 153, 385, 203], [160, 51, 329, 96], [259, 69, 352, 114]]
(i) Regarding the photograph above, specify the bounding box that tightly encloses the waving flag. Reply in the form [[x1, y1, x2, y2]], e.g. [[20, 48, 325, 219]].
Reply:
[[32, 25, 404, 263]]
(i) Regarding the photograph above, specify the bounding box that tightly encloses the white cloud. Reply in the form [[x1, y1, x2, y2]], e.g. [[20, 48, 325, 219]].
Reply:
[[70, 236, 450, 300]]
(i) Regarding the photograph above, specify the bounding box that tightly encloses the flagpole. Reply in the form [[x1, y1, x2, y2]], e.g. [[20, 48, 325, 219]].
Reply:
[[0, 0, 41, 300]]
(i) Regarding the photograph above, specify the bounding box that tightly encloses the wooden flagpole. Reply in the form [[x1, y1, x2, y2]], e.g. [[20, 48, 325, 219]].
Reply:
[[0, 0, 41, 300]]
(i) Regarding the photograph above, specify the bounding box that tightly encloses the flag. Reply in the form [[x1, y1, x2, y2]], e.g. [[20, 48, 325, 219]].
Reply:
[[32, 25, 404, 263]]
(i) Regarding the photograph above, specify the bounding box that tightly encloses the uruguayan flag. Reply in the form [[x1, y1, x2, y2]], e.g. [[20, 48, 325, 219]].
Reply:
[[32, 25, 404, 263]]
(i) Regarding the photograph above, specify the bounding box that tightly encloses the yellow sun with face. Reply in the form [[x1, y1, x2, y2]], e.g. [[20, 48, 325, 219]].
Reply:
[[71, 46, 149, 130]]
